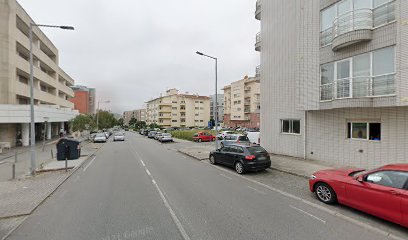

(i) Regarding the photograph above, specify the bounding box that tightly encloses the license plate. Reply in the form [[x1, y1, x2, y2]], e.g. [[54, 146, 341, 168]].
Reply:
[[257, 156, 266, 160]]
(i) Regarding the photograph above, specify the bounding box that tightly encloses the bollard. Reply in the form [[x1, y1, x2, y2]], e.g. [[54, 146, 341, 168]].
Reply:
[[51, 149, 54, 159], [12, 149, 17, 180], [65, 157, 68, 172]]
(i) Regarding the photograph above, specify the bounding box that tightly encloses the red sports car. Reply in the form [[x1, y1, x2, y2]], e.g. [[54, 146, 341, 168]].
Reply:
[[309, 164, 408, 228]]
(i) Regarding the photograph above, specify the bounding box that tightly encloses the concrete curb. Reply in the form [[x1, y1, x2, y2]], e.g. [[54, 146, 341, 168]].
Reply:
[[269, 166, 309, 179], [177, 150, 208, 160], [0, 144, 103, 240]]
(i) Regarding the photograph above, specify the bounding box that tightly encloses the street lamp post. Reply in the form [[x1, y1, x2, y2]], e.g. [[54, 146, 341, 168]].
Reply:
[[96, 100, 111, 130], [196, 51, 219, 150], [29, 23, 74, 176]]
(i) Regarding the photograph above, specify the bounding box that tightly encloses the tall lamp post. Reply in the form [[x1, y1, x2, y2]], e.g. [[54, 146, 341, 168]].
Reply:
[[29, 23, 74, 176], [196, 51, 219, 150], [96, 100, 111, 130]]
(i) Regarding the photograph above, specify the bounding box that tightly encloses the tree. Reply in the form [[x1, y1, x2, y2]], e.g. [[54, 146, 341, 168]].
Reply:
[[149, 123, 160, 129], [129, 117, 137, 127], [71, 114, 95, 132], [135, 121, 147, 130], [96, 111, 118, 129], [118, 118, 124, 127]]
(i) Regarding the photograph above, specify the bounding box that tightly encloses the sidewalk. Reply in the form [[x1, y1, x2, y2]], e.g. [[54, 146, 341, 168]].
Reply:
[[0, 141, 102, 239], [176, 140, 339, 178]]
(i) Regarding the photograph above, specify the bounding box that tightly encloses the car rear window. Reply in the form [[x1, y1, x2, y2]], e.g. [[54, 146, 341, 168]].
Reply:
[[238, 136, 250, 142], [194, 133, 198, 137], [247, 146, 267, 155]]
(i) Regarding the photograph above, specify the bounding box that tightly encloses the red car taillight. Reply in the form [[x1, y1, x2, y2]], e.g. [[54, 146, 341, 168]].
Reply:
[[245, 155, 256, 161]]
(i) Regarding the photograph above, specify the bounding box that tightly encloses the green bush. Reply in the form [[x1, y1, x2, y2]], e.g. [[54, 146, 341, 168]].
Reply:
[[169, 130, 217, 141]]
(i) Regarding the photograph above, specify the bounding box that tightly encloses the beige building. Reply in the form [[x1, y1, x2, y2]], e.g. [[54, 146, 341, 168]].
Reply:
[[0, 0, 78, 147], [223, 75, 260, 129], [146, 89, 210, 128], [123, 109, 146, 126]]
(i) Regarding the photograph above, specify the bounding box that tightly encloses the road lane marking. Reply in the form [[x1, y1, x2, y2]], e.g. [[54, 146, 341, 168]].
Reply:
[[248, 186, 267, 195], [83, 157, 96, 172], [204, 161, 403, 240], [151, 175, 191, 240], [146, 169, 151, 176], [290, 205, 326, 224], [140, 160, 146, 167], [220, 173, 232, 180]]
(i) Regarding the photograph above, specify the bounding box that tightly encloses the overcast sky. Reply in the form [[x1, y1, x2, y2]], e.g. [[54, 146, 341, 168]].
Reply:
[[18, 0, 260, 113]]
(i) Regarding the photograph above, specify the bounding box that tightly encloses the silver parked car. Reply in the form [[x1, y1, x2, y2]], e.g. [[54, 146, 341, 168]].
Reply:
[[220, 134, 251, 148], [154, 132, 163, 140], [93, 133, 107, 143], [147, 131, 157, 138], [113, 132, 125, 141], [159, 133, 173, 142]]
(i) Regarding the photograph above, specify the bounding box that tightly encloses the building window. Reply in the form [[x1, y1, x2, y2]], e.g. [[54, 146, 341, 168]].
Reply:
[[200, 101, 203, 103], [320, 46, 395, 101], [172, 107, 177, 110], [195, 101, 199, 103], [181, 119, 186, 123], [281, 120, 301, 134], [172, 120, 177, 122], [200, 120, 204, 122], [195, 107, 199, 110], [347, 122, 381, 141], [195, 114, 199, 116]]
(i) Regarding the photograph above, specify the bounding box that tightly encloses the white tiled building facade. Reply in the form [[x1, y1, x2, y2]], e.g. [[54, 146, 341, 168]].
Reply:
[[258, 0, 408, 168]]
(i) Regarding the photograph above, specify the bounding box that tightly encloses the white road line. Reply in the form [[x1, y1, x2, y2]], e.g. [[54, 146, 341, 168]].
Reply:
[[248, 186, 267, 195], [140, 160, 146, 167], [204, 161, 402, 240], [146, 169, 151, 176], [151, 175, 191, 240], [220, 173, 232, 180], [83, 157, 96, 172], [290, 205, 326, 224]]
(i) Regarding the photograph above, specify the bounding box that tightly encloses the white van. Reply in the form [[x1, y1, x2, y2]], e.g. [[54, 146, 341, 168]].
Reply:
[[246, 131, 260, 145]]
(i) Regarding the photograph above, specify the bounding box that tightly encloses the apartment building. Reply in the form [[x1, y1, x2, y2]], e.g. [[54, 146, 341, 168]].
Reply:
[[223, 75, 260, 129], [123, 109, 146, 126], [210, 94, 224, 123], [146, 89, 210, 128], [69, 85, 96, 114], [258, 0, 407, 168], [0, 0, 78, 146]]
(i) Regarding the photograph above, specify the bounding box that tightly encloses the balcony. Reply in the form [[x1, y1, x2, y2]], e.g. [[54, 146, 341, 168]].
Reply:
[[244, 101, 251, 105], [159, 102, 172, 106], [159, 115, 172, 119], [320, 74, 395, 101], [331, 9, 373, 51], [255, 32, 261, 52], [244, 87, 251, 91], [321, 1, 396, 50], [256, 65, 261, 77], [255, 0, 261, 20]]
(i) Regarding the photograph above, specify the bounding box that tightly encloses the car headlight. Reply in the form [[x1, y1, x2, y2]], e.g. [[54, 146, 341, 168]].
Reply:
[[310, 175, 316, 180]]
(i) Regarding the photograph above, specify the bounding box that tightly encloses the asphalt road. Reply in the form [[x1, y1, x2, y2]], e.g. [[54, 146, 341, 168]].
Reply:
[[6, 132, 408, 240]]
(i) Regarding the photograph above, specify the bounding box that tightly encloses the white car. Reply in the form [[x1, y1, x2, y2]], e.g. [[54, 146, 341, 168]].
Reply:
[[113, 132, 125, 141], [159, 133, 173, 142], [216, 131, 236, 140], [93, 133, 107, 143]]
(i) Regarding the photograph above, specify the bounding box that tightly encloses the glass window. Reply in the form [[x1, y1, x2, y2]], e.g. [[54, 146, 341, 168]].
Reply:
[[337, 60, 350, 79], [321, 5, 337, 31], [282, 120, 290, 133], [366, 171, 408, 189], [292, 120, 301, 134], [352, 123, 367, 139], [321, 63, 334, 84], [354, 0, 371, 9], [373, 47, 394, 76], [353, 53, 370, 77], [369, 123, 381, 140], [373, 0, 389, 8], [338, 0, 351, 16]]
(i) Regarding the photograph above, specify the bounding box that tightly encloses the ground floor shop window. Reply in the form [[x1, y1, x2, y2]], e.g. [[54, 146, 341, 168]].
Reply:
[[347, 122, 381, 141]]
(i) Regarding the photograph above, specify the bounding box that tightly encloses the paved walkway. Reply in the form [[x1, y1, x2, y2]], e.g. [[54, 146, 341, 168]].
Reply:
[[176, 139, 340, 178]]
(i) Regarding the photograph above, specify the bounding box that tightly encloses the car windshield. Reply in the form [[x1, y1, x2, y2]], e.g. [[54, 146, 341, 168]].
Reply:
[[163, 133, 171, 137], [247, 146, 267, 155], [95, 133, 105, 137], [115, 132, 124, 136]]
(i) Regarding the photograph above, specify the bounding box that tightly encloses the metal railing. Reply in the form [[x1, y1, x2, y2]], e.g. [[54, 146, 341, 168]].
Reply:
[[333, 8, 373, 38], [256, 65, 261, 77], [320, 74, 395, 101], [256, 32, 261, 45]]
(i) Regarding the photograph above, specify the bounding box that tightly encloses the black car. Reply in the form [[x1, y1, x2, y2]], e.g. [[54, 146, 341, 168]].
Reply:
[[209, 144, 271, 174]]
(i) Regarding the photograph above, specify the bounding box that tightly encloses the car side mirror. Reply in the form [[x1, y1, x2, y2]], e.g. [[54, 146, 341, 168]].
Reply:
[[216, 149, 221, 152], [353, 175, 364, 183]]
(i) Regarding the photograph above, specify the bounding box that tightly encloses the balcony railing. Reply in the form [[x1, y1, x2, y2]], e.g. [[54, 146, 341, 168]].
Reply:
[[320, 74, 395, 101], [255, 0, 261, 20], [333, 9, 373, 38], [256, 65, 261, 77], [255, 32, 261, 51]]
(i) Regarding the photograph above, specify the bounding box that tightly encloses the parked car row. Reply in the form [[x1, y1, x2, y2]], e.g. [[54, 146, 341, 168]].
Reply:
[[139, 129, 173, 143]]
